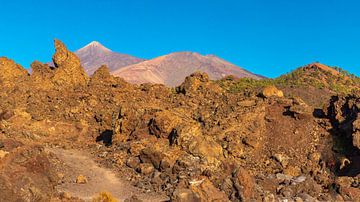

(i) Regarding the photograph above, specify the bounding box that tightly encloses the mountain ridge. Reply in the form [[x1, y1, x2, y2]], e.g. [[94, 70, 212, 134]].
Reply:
[[112, 51, 263, 86], [74, 41, 263, 86], [75, 41, 145, 75]]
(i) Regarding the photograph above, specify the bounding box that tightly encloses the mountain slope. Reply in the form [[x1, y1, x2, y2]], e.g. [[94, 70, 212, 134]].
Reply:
[[75, 41, 145, 75], [218, 62, 360, 107], [274, 62, 360, 92], [112, 52, 263, 86]]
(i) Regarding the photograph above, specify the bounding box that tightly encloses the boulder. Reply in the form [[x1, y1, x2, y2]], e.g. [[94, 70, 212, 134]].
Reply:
[[232, 167, 255, 201], [138, 163, 155, 175], [261, 86, 284, 98], [188, 136, 223, 166], [172, 188, 199, 202], [148, 110, 182, 139], [177, 72, 210, 94], [288, 97, 313, 118], [190, 178, 228, 202]]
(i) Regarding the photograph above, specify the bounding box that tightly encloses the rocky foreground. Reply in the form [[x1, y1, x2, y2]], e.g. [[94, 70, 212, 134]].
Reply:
[[0, 40, 360, 201]]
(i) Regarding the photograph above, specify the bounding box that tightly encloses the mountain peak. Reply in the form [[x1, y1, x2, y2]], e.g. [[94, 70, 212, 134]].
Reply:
[[305, 62, 339, 76], [75, 41, 145, 75], [76, 41, 112, 53]]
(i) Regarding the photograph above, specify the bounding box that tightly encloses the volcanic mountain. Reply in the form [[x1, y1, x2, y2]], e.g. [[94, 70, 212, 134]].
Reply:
[[112, 52, 263, 86], [275, 62, 357, 90], [75, 41, 145, 75], [274, 62, 360, 107]]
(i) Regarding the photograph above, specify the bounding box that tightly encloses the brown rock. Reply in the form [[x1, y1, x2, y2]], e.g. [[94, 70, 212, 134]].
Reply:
[[273, 153, 289, 168], [52, 39, 88, 87], [289, 97, 313, 117], [138, 163, 155, 175], [340, 187, 360, 201], [30, 61, 55, 89], [0, 57, 28, 87], [353, 132, 360, 150], [139, 147, 165, 169], [90, 65, 117, 86], [188, 136, 223, 166], [148, 110, 182, 138], [76, 175, 88, 184], [30, 61, 54, 78], [284, 166, 301, 177], [352, 119, 360, 149], [177, 72, 210, 94], [126, 157, 140, 169], [308, 152, 321, 163], [0, 150, 9, 159], [261, 86, 284, 98], [172, 188, 199, 202], [190, 178, 228, 202], [0, 110, 15, 121], [233, 167, 255, 201]]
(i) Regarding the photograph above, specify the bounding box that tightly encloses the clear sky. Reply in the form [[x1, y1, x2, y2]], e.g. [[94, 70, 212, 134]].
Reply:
[[0, 0, 360, 78]]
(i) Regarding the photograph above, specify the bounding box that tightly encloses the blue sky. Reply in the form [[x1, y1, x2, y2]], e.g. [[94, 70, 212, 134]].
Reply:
[[0, 0, 360, 78]]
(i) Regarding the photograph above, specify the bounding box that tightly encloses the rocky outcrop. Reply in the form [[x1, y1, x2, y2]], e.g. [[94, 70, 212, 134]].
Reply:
[[353, 119, 360, 149], [176, 72, 222, 96], [89, 65, 116, 86], [326, 95, 360, 149], [52, 39, 88, 87], [30, 61, 55, 89], [0, 57, 28, 87]]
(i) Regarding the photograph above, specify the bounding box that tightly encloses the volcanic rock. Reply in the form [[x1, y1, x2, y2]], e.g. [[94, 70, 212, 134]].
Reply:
[[189, 178, 228, 202], [0, 57, 28, 87], [52, 39, 88, 87], [261, 85, 284, 98], [233, 167, 255, 200]]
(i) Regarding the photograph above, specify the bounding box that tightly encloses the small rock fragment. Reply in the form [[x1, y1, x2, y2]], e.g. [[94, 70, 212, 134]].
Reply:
[[76, 175, 88, 184], [0, 150, 9, 159]]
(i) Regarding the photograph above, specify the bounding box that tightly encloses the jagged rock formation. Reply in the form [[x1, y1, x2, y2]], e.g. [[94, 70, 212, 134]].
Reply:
[[0, 41, 360, 201], [0, 57, 28, 87], [52, 39, 88, 87]]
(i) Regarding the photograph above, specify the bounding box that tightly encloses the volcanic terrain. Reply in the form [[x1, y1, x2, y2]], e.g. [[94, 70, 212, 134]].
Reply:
[[0, 40, 360, 201]]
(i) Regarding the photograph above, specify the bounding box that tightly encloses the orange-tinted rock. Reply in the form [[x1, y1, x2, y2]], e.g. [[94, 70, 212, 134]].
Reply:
[[177, 72, 210, 94], [148, 110, 182, 138], [233, 167, 255, 201], [0, 57, 28, 87], [52, 39, 88, 87], [261, 85, 284, 98], [190, 178, 228, 202], [30, 61, 55, 89], [90, 65, 117, 86], [172, 188, 199, 202]]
